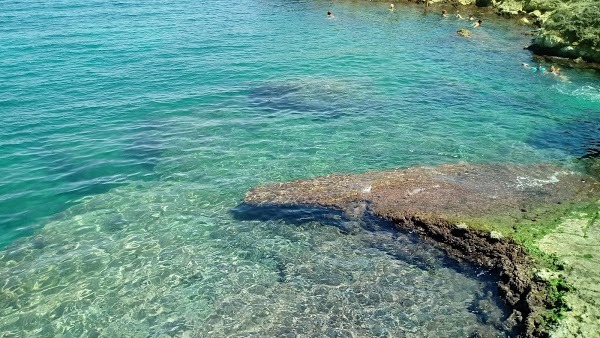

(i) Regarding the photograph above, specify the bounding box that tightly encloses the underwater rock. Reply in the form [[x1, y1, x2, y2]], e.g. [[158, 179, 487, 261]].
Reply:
[[247, 78, 358, 120], [457, 28, 471, 37], [245, 163, 598, 224], [244, 162, 600, 337]]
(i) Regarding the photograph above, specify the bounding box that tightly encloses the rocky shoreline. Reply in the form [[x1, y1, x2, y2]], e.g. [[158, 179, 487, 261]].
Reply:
[[243, 163, 600, 337], [396, 0, 600, 65]]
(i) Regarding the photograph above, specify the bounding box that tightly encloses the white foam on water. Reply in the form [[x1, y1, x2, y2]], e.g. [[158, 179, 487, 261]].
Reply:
[[553, 82, 600, 102]]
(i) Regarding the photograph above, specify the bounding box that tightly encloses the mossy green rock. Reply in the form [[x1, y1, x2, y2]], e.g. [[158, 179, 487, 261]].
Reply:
[[497, 0, 525, 16], [524, 1, 600, 62], [523, 0, 565, 12], [537, 213, 600, 337]]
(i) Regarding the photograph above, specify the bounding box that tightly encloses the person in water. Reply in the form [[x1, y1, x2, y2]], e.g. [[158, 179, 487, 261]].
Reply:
[[442, 10, 447, 17], [472, 19, 482, 27], [469, 15, 475, 21], [456, 12, 463, 19], [327, 11, 334, 18], [390, 3, 395, 11]]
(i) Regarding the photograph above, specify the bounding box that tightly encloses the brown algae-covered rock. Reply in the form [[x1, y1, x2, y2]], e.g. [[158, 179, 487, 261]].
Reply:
[[457, 28, 472, 37], [244, 162, 600, 337], [245, 163, 597, 229]]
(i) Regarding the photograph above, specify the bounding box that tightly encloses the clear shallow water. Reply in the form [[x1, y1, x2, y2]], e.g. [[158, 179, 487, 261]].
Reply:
[[1, 0, 600, 336]]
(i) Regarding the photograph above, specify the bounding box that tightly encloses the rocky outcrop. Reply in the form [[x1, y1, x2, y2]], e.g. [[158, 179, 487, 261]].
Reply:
[[413, 0, 600, 63], [479, 0, 600, 63], [244, 162, 600, 337], [527, 1, 600, 63]]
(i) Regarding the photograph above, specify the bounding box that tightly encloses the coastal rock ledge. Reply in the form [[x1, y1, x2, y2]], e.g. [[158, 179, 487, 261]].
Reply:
[[243, 162, 600, 337], [526, 1, 600, 64]]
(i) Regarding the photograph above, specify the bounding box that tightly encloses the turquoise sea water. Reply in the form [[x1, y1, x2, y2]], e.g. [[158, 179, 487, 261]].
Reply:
[[1, 0, 600, 336]]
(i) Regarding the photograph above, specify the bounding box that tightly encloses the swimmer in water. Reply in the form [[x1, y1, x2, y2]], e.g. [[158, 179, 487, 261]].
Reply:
[[521, 63, 530, 68], [390, 3, 395, 11], [327, 11, 334, 18], [456, 11, 463, 19], [472, 19, 482, 27], [469, 15, 475, 21], [442, 10, 448, 17]]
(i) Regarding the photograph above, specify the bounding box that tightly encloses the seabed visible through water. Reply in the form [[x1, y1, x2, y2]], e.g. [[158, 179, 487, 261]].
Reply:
[[1, 0, 600, 336]]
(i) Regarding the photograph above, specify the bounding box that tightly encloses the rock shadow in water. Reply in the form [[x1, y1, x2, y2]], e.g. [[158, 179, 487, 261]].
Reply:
[[0, 119, 166, 245], [247, 82, 352, 121], [123, 119, 165, 172], [528, 114, 600, 159], [47, 119, 164, 198], [231, 202, 503, 282], [231, 202, 512, 334], [231, 203, 349, 230]]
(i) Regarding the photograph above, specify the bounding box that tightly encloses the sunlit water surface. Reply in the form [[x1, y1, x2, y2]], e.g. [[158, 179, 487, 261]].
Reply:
[[1, 0, 600, 336]]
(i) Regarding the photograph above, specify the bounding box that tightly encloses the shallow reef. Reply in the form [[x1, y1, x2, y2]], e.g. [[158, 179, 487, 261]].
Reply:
[[244, 162, 600, 337]]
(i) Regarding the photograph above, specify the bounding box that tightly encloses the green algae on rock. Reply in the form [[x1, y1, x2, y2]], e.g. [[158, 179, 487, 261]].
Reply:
[[537, 212, 600, 337], [528, 1, 600, 63], [244, 162, 600, 337]]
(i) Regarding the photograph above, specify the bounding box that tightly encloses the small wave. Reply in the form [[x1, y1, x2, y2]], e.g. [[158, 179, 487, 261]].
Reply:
[[553, 83, 600, 102]]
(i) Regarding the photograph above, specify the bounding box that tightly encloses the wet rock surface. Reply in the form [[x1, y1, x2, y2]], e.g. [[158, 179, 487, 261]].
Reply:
[[244, 162, 600, 337]]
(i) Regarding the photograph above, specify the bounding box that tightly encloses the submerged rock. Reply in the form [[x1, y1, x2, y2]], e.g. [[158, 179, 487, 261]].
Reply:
[[245, 163, 597, 226], [457, 28, 471, 37], [244, 162, 600, 337]]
